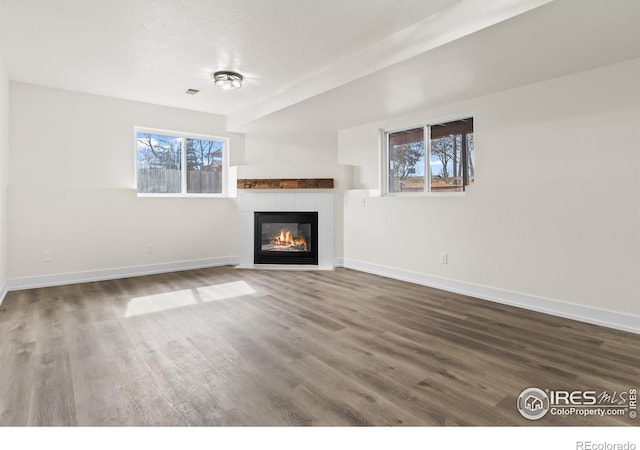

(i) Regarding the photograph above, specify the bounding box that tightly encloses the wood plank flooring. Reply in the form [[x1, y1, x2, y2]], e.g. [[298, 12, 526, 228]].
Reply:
[[0, 266, 638, 426]]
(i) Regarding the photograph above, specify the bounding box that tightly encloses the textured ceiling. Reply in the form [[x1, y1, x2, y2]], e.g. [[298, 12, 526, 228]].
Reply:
[[0, 0, 458, 116], [243, 0, 640, 133], [1, 0, 638, 132]]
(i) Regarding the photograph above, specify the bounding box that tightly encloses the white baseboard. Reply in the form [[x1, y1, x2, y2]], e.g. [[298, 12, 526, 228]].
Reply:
[[6, 256, 239, 292], [342, 258, 639, 335], [0, 281, 7, 307]]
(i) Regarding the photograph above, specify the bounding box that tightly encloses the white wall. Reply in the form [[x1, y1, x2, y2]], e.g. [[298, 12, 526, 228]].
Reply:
[[0, 57, 9, 294], [339, 59, 640, 322], [8, 83, 241, 282]]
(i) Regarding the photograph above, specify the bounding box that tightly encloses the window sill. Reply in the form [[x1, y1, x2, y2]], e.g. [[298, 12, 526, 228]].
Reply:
[[383, 192, 466, 198], [136, 193, 232, 199]]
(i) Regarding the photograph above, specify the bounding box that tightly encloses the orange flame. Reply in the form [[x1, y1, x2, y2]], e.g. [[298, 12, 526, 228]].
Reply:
[[271, 229, 307, 251]]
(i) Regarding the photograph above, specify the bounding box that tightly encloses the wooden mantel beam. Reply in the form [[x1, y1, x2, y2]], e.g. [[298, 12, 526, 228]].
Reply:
[[237, 178, 334, 190]]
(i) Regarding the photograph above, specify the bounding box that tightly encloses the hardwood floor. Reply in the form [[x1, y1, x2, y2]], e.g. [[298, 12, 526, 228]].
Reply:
[[0, 266, 637, 426]]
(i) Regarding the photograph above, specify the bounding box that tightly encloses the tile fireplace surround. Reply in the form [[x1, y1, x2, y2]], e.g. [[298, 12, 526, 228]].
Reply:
[[236, 180, 335, 269]]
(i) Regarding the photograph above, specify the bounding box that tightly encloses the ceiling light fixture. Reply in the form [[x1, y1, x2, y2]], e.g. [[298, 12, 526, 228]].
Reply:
[[212, 71, 243, 90]]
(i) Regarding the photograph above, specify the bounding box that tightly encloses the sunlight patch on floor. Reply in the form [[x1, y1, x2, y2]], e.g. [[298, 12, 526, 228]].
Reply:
[[124, 281, 256, 317], [197, 281, 256, 302]]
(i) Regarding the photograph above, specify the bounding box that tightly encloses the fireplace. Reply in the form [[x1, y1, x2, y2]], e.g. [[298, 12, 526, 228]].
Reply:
[[254, 211, 318, 265]]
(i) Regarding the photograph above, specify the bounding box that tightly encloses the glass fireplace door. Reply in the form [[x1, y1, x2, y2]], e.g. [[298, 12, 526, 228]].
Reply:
[[254, 212, 318, 265]]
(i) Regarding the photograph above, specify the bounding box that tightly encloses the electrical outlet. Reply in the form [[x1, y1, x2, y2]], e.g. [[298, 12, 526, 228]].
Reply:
[[360, 195, 366, 206], [440, 252, 448, 264], [146, 244, 154, 254], [43, 250, 53, 262]]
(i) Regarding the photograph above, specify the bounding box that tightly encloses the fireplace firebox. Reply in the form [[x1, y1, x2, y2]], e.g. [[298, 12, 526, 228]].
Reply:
[[254, 211, 318, 265]]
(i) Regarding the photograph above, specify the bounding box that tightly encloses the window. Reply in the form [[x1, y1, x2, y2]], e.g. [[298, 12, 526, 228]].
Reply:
[[385, 117, 474, 194], [135, 128, 227, 196]]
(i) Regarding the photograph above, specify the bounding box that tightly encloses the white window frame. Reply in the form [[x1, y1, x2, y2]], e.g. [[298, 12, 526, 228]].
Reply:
[[382, 114, 473, 197], [134, 127, 229, 198]]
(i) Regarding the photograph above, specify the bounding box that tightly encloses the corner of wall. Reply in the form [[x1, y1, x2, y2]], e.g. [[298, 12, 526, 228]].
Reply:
[[0, 54, 9, 304]]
